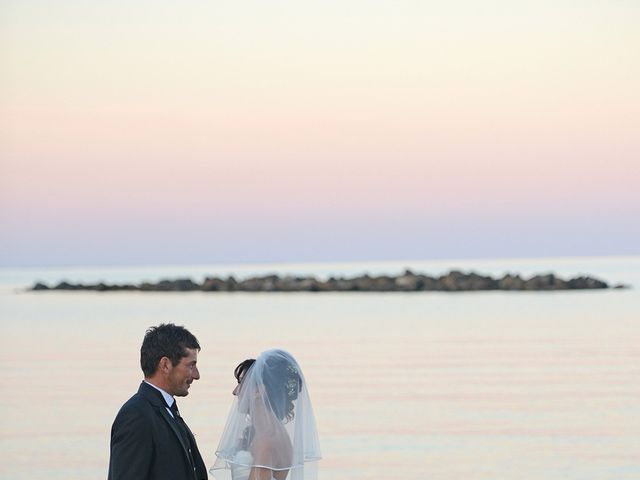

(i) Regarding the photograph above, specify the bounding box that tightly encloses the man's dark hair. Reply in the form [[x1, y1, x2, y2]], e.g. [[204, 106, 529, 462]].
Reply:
[[140, 323, 200, 377]]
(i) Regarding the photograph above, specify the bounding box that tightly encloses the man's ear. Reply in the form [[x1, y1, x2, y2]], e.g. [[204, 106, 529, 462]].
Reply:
[[158, 356, 172, 373]]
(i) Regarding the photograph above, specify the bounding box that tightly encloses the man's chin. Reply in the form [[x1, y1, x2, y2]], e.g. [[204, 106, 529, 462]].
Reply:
[[177, 386, 190, 397]]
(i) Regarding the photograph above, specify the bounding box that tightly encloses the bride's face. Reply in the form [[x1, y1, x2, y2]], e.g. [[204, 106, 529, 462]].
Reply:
[[232, 381, 240, 396], [234, 369, 257, 415], [233, 371, 247, 396]]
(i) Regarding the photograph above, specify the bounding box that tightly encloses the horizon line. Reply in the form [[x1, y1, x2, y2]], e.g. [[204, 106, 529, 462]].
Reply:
[[1, 253, 638, 271]]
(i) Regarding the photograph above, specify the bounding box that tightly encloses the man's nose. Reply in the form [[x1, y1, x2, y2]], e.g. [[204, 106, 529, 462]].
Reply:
[[192, 366, 200, 380]]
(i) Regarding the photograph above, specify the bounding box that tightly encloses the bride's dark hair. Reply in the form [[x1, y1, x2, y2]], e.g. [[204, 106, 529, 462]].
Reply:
[[263, 354, 302, 422], [234, 358, 255, 384], [234, 353, 303, 422]]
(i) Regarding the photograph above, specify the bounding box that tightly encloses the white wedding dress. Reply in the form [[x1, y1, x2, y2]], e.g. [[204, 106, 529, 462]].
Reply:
[[231, 450, 279, 480], [230, 450, 253, 480]]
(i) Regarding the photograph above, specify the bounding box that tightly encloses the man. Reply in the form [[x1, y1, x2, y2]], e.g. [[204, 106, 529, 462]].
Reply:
[[108, 324, 208, 480]]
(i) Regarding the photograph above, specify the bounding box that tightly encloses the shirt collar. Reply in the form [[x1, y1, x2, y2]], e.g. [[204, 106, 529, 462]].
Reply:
[[144, 380, 174, 408]]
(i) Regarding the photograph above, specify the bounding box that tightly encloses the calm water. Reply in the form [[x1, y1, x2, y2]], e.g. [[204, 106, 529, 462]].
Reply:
[[0, 256, 639, 480]]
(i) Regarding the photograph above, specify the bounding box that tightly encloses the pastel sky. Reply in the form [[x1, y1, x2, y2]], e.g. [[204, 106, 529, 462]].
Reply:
[[1, 1, 639, 267]]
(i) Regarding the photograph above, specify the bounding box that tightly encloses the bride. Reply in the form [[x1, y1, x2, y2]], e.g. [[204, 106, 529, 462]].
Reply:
[[211, 349, 321, 480]]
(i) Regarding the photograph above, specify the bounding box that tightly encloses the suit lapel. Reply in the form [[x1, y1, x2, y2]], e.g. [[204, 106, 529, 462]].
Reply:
[[138, 382, 192, 462], [158, 403, 192, 458]]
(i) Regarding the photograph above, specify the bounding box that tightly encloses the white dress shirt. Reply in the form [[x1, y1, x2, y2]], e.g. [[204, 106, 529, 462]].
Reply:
[[144, 380, 176, 418]]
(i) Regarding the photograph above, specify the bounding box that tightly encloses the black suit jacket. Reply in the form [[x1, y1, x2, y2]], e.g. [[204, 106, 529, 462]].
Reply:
[[108, 382, 208, 480]]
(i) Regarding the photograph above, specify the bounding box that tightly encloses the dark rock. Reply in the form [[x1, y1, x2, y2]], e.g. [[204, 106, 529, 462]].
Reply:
[[438, 271, 466, 291], [465, 272, 499, 290], [239, 275, 279, 292], [226, 276, 238, 292], [567, 276, 608, 289], [498, 274, 525, 290], [172, 279, 200, 291], [139, 282, 156, 291], [202, 277, 226, 291], [395, 272, 420, 291], [369, 275, 397, 291], [155, 280, 178, 291], [524, 274, 568, 290]]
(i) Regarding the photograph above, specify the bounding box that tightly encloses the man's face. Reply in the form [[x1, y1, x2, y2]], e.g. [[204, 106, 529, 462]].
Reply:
[[166, 348, 200, 397]]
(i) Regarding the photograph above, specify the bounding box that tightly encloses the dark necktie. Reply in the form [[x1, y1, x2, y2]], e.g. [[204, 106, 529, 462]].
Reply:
[[169, 400, 181, 420], [169, 400, 198, 473], [169, 400, 189, 441]]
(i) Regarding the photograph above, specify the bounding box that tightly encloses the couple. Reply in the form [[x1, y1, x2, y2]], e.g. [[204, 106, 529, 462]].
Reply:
[[108, 324, 321, 480]]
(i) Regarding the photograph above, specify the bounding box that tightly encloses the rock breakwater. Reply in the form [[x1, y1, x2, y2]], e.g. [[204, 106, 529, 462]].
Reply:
[[30, 270, 619, 292]]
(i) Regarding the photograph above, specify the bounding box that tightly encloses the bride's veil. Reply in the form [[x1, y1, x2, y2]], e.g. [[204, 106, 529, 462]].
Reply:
[[211, 349, 321, 480]]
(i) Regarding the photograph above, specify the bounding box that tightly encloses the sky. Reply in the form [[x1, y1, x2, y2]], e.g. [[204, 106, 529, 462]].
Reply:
[[1, 1, 639, 267]]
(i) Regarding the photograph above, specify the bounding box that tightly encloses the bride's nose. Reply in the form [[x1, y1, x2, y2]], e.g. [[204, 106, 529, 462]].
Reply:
[[232, 384, 239, 396]]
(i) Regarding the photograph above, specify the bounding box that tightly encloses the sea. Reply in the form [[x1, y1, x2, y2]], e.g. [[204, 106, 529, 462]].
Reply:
[[0, 256, 638, 480]]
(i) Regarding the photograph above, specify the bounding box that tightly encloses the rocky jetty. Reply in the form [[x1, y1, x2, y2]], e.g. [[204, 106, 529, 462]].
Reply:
[[30, 270, 619, 293]]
